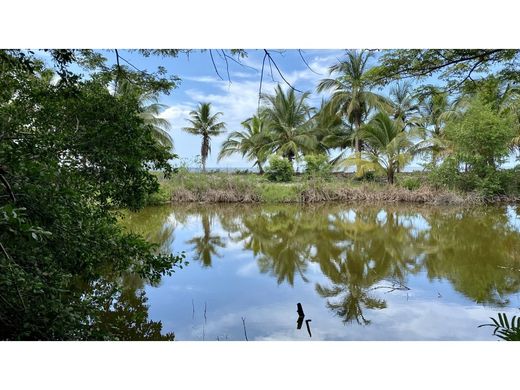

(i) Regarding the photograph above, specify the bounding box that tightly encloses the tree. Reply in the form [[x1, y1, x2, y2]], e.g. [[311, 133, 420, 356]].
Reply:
[[115, 80, 174, 150], [338, 112, 415, 184], [444, 97, 515, 175], [317, 50, 391, 154], [186, 213, 225, 267], [370, 49, 520, 88], [261, 85, 316, 162], [0, 51, 185, 340], [389, 81, 420, 128], [182, 102, 226, 172], [218, 115, 271, 174]]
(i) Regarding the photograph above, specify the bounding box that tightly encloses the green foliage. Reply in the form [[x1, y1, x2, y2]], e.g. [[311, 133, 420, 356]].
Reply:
[[0, 51, 185, 340], [265, 156, 294, 182], [338, 113, 414, 184], [479, 312, 520, 341], [182, 102, 226, 172], [304, 154, 332, 180], [429, 98, 516, 196], [400, 177, 421, 191], [260, 85, 316, 161]]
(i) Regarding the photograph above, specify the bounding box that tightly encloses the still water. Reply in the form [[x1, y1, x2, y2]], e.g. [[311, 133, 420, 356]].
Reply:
[[122, 203, 520, 340]]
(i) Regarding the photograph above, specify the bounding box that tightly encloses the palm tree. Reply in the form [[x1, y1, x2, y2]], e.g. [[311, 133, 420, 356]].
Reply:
[[389, 81, 420, 129], [311, 99, 350, 158], [115, 80, 174, 149], [186, 213, 226, 267], [414, 87, 461, 166], [317, 50, 391, 155], [261, 85, 316, 162], [338, 112, 414, 184], [217, 115, 271, 174], [182, 102, 226, 172]]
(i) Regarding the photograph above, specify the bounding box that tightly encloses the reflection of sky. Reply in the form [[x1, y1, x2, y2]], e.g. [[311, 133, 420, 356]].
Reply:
[[143, 207, 520, 341]]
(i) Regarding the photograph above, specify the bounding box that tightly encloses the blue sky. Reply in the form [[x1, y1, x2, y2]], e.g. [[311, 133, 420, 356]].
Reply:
[[112, 49, 350, 169], [38, 49, 518, 170]]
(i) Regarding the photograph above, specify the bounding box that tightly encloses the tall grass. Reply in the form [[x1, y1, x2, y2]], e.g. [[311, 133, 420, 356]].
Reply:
[[146, 172, 510, 205]]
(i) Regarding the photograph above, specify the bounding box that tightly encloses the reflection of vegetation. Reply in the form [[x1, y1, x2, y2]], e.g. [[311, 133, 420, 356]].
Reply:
[[124, 203, 520, 326], [479, 312, 520, 341], [418, 208, 520, 306], [120, 206, 177, 253], [94, 281, 175, 341], [186, 213, 226, 267]]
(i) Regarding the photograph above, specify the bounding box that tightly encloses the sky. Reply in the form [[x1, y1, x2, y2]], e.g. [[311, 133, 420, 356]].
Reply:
[[109, 49, 355, 169], [38, 49, 518, 170]]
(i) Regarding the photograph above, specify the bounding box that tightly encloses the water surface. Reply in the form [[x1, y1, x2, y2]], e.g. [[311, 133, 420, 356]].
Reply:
[[122, 203, 520, 340]]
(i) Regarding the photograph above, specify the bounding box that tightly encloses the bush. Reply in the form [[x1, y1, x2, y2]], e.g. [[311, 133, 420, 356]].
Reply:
[[304, 154, 332, 180], [265, 156, 294, 182], [400, 177, 421, 191], [353, 170, 376, 182]]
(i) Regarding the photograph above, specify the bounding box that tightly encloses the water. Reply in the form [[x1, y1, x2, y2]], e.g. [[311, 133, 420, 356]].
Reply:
[[121, 203, 520, 340]]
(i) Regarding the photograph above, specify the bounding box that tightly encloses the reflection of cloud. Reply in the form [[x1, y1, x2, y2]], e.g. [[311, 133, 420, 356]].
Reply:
[[236, 260, 258, 277], [174, 293, 520, 341]]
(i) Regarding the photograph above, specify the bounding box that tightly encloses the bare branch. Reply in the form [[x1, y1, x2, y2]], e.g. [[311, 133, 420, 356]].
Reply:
[[220, 49, 231, 84], [298, 49, 322, 75], [263, 50, 302, 93], [241, 316, 249, 341], [209, 50, 224, 81], [258, 52, 267, 109], [0, 175, 16, 203]]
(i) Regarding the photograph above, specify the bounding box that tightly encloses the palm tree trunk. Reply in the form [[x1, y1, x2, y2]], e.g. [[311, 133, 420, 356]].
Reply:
[[201, 136, 209, 173], [388, 167, 394, 185], [257, 161, 264, 174]]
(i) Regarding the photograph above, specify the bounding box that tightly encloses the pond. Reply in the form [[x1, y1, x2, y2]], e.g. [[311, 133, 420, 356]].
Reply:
[[121, 203, 520, 341]]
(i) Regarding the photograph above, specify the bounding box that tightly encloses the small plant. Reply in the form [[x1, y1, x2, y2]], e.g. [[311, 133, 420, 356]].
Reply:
[[265, 156, 294, 182], [304, 154, 332, 180], [479, 312, 520, 341]]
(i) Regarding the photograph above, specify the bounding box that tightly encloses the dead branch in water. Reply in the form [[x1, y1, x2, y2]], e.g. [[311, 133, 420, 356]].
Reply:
[[241, 317, 249, 341]]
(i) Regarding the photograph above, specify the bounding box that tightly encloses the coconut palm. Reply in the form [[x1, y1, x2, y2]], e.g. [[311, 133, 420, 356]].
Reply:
[[185, 213, 226, 267], [414, 87, 461, 166], [217, 115, 271, 174], [317, 50, 391, 155], [115, 79, 174, 149], [338, 112, 414, 184], [261, 85, 316, 162], [182, 102, 226, 172], [389, 81, 420, 129], [310, 99, 350, 156]]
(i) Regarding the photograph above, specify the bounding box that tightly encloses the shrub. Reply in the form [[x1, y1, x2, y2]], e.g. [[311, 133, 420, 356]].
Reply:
[[304, 154, 332, 180], [400, 177, 421, 191], [353, 170, 376, 182], [265, 156, 294, 182]]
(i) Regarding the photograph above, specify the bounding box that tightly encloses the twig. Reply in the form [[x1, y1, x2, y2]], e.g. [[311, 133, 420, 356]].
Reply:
[[263, 49, 302, 93], [298, 50, 322, 75], [241, 317, 249, 341], [305, 319, 312, 338], [1, 242, 27, 312], [221, 49, 231, 84], [209, 50, 224, 81], [0, 174, 16, 203], [258, 52, 267, 109], [204, 301, 207, 324]]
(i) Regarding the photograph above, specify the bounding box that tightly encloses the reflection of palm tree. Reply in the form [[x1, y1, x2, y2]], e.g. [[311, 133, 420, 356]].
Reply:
[[240, 208, 310, 285], [186, 213, 226, 267]]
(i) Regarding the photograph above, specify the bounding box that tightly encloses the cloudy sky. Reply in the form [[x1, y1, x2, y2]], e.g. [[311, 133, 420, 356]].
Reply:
[[118, 49, 352, 169]]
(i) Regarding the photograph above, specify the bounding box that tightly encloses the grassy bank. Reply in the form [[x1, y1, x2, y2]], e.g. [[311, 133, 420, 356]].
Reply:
[[147, 171, 519, 205]]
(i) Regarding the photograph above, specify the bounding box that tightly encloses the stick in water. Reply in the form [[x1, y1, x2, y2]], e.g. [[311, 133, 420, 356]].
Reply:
[[241, 317, 249, 341]]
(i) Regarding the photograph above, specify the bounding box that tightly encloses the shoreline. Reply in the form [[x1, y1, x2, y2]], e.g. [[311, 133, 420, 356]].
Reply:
[[149, 172, 520, 206]]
